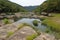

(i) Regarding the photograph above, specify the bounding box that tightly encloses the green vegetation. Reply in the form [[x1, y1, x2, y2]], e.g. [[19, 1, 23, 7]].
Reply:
[[17, 23, 26, 30], [7, 31, 14, 37], [33, 0, 60, 14], [3, 18, 10, 24], [42, 17, 60, 32], [45, 28, 50, 33], [0, 0, 27, 13], [55, 33, 60, 39], [33, 20, 38, 26], [17, 23, 33, 30], [33, 1, 47, 13], [26, 34, 38, 40], [40, 17, 47, 21], [42, 13, 60, 39]]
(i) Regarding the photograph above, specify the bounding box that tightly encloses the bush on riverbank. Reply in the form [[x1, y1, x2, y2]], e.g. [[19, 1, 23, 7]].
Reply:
[[7, 31, 14, 38], [55, 33, 60, 39], [42, 14, 60, 32], [3, 18, 10, 24], [26, 34, 38, 40], [42, 19, 60, 32], [41, 14, 60, 39], [33, 20, 38, 26]]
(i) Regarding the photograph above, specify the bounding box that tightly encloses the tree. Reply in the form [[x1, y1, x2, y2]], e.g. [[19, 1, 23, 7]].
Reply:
[[0, 0, 28, 13]]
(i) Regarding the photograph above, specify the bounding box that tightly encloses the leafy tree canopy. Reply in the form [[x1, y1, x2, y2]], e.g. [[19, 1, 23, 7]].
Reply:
[[0, 0, 27, 13], [33, 0, 60, 13]]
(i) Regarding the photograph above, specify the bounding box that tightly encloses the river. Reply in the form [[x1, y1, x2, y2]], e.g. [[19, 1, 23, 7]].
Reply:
[[14, 18, 48, 32], [12, 18, 59, 39]]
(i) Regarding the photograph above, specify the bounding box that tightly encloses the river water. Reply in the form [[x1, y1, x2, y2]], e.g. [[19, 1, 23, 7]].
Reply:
[[13, 18, 59, 39], [14, 18, 47, 32]]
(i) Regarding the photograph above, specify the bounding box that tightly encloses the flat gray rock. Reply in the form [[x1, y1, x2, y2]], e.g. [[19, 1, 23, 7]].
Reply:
[[7, 26, 37, 40], [0, 24, 19, 40], [34, 33, 56, 40]]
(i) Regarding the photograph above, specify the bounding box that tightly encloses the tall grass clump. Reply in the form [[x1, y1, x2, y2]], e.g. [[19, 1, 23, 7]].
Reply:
[[7, 31, 14, 38], [3, 18, 10, 24], [42, 19, 60, 32], [26, 34, 38, 40]]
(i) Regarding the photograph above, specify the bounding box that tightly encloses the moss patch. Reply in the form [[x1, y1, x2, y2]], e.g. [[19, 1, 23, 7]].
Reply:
[[26, 34, 38, 40], [7, 31, 14, 38]]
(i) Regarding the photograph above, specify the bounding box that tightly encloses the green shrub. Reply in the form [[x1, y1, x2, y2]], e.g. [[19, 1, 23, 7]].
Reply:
[[17, 23, 31, 30], [26, 34, 38, 40], [17, 24, 25, 30], [7, 31, 14, 37], [55, 33, 60, 39], [33, 20, 38, 26], [45, 28, 50, 33], [40, 17, 46, 21], [3, 18, 10, 24], [42, 19, 60, 32]]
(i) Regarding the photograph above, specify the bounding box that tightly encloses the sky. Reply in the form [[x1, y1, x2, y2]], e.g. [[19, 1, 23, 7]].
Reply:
[[9, 0, 45, 6]]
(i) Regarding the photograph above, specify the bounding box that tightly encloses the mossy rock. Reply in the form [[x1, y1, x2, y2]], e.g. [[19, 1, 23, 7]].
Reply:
[[33, 20, 38, 26]]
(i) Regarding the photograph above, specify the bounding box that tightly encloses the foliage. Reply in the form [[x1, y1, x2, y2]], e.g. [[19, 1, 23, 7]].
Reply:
[[7, 31, 14, 37], [42, 14, 60, 32], [55, 32, 60, 39], [42, 19, 60, 32], [33, 0, 60, 13], [0, 0, 27, 13], [24, 6, 38, 11], [17, 23, 25, 30], [33, 20, 38, 26], [3, 18, 10, 24], [17, 23, 31, 30], [40, 17, 47, 21], [33, 1, 47, 13], [26, 34, 38, 40], [41, 13, 60, 39], [45, 28, 50, 33]]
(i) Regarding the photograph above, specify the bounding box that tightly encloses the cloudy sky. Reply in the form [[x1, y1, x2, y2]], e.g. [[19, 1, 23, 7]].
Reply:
[[9, 0, 45, 6]]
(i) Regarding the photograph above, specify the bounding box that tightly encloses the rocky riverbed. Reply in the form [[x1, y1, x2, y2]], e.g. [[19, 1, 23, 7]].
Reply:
[[0, 18, 57, 40]]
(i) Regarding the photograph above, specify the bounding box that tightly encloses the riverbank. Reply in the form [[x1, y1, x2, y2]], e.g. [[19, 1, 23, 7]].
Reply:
[[42, 13, 60, 39], [0, 21, 56, 40]]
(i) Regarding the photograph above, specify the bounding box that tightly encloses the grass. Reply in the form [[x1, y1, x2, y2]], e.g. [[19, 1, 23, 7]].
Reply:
[[17, 23, 31, 30], [17, 23, 25, 30], [42, 13, 60, 32], [3, 18, 10, 24], [55, 32, 60, 39], [42, 13, 60, 39], [7, 31, 14, 38], [26, 34, 38, 40], [45, 28, 50, 33]]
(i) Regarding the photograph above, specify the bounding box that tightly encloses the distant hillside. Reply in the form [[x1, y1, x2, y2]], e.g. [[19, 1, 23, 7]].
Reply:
[[33, 1, 47, 13], [0, 0, 27, 13], [24, 6, 39, 11], [33, 0, 60, 13]]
